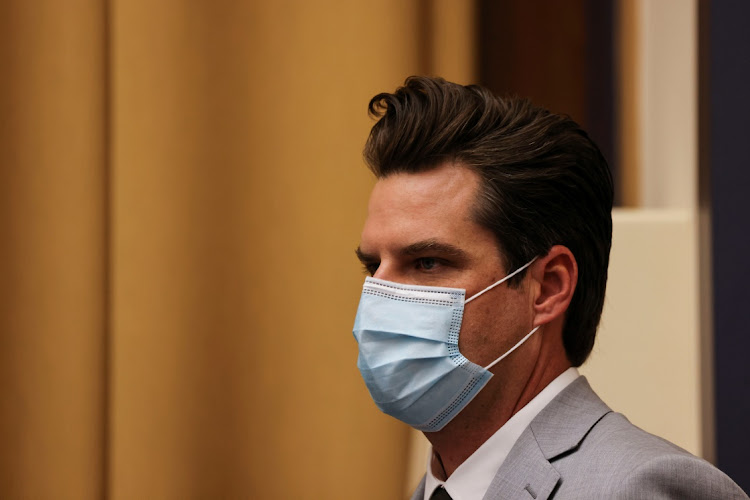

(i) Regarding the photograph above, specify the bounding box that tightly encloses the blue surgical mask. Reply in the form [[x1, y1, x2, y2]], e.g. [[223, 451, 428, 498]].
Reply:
[[352, 259, 538, 432]]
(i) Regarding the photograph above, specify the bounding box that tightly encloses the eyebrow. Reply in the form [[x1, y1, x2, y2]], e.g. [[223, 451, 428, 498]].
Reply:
[[355, 239, 469, 263], [401, 239, 468, 259]]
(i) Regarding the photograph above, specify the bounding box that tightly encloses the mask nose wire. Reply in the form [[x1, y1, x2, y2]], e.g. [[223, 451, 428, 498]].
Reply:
[[464, 257, 537, 304]]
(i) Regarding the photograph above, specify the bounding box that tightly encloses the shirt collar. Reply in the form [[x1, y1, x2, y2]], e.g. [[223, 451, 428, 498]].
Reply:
[[424, 367, 580, 500]]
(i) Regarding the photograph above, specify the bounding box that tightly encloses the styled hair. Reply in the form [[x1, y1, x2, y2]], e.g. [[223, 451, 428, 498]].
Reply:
[[363, 76, 613, 367]]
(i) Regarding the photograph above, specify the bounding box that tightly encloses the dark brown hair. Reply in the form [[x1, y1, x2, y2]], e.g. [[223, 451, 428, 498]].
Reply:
[[363, 76, 613, 367]]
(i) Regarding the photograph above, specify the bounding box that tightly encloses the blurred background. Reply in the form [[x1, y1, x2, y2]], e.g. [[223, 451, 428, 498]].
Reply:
[[0, 0, 748, 498]]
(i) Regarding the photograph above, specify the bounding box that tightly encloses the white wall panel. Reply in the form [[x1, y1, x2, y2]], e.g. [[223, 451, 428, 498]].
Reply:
[[581, 208, 702, 456]]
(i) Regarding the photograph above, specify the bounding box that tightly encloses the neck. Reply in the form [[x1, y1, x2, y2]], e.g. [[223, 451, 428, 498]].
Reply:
[[425, 336, 571, 478]]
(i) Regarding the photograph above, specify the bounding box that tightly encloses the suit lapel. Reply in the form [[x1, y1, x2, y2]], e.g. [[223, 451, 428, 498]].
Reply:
[[483, 428, 561, 499], [410, 476, 426, 500], [483, 377, 611, 499], [529, 377, 611, 460]]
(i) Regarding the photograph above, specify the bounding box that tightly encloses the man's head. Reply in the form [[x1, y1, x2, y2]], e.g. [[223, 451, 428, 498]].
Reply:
[[361, 76, 613, 367]]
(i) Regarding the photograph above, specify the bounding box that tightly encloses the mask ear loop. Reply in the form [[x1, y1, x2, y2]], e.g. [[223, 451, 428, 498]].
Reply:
[[464, 257, 537, 304], [484, 326, 541, 370], [461, 256, 540, 370]]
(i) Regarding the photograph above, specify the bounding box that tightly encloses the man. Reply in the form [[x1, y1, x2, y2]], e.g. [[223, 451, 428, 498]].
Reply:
[[352, 77, 747, 499]]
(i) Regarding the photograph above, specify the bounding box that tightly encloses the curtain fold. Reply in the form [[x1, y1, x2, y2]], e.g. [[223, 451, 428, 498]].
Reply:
[[0, 1, 108, 498]]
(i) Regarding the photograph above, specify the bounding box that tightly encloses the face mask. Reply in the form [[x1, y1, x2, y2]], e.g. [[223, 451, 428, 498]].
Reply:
[[352, 259, 539, 432]]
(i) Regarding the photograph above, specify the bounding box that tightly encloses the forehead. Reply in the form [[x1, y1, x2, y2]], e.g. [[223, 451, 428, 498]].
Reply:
[[373, 163, 478, 200], [360, 164, 492, 252]]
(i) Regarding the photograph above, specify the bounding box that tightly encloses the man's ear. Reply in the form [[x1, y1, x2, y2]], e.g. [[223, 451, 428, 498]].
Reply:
[[529, 245, 577, 327]]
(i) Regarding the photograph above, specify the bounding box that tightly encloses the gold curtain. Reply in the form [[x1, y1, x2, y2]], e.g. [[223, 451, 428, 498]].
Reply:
[[0, 1, 108, 498], [0, 1, 432, 498]]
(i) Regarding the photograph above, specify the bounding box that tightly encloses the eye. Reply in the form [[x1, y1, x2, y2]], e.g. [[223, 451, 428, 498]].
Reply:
[[416, 257, 438, 271]]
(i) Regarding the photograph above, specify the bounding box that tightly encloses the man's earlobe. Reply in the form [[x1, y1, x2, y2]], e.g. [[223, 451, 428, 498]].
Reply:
[[531, 245, 578, 327]]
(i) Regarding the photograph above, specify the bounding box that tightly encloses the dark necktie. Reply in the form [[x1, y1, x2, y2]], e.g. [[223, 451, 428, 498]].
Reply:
[[430, 485, 453, 500]]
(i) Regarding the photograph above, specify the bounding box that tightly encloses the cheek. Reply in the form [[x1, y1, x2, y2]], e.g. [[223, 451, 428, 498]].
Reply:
[[458, 302, 508, 364], [457, 290, 532, 365]]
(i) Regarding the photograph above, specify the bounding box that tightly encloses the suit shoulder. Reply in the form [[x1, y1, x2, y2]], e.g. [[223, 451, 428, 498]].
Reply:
[[614, 452, 748, 499], [582, 411, 692, 460], [553, 412, 748, 499]]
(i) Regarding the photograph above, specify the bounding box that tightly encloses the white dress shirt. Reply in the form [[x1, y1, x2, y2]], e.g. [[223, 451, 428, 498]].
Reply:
[[424, 367, 580, 500]]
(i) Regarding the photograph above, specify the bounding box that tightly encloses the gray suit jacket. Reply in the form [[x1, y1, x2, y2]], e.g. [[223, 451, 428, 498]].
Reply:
[[411, 377, 748, 499]]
